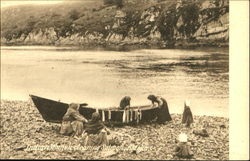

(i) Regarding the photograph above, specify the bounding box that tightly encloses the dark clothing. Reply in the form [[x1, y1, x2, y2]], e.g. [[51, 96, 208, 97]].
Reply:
[[85, 112, 105, 135], [154, 97, 172, 123], [85, 120, 105, 135], [193, 129, 209, 137], [182, 106, 194, 127], [119, 96, 131, 109], [84, 130, 109, 146], [83, 112, 109, 146], [175, 142, 193, 158]]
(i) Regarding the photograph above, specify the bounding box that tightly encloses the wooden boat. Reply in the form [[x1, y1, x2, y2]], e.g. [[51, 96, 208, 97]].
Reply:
[[30, 94, 159, 126]]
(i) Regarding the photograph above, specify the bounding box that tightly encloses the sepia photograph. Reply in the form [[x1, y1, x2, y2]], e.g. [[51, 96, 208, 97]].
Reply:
[[0, 0, 248, 160]]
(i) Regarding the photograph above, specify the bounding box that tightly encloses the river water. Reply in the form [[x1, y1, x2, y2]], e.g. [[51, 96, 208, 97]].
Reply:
[[1, 46, 229, 117]]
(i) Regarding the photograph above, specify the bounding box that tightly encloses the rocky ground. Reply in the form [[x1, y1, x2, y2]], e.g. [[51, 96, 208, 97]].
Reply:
[[0, 100, 229, 160]]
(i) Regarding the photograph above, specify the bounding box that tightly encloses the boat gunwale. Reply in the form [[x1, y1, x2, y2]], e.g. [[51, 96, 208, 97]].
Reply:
[[30, 94, 159, 111]]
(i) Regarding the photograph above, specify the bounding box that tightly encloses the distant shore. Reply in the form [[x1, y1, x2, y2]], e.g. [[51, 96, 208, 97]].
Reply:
[[1, 40, 228, 51], [1, 100, 229, 160]]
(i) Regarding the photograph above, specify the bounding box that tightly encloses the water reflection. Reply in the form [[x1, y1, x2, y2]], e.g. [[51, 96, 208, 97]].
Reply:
[[91, 52, 229, 80]]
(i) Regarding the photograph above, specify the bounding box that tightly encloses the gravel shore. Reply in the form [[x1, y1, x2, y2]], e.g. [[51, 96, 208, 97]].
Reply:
[[0, 100, 229, 160]]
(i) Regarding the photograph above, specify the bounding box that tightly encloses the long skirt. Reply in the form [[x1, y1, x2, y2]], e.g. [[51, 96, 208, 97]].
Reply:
[[83, 129, 109, 146], [60, 120, 84, 137], [175, 143, 193, 158], [182, 108, 194, 127], [157, 105, 172, 123]]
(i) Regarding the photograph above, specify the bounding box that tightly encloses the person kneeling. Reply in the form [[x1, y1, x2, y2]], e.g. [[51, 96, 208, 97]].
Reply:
[[174, 133, 194, 159], [83, 112, 110, 146], [60, 103, 88, 137]]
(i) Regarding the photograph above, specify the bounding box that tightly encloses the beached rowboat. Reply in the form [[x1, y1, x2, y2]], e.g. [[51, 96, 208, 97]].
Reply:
[[30, 94, 159, 125]]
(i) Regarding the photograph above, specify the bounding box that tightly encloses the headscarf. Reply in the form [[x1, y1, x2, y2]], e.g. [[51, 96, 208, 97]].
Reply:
[[183, 100, 192, 113], [69, 103, 79, 110], [120, 96, 131, 109], [147, 95, 157, 102], [91, 112, 101, 122], [85, 112, 105, 135], [178, 133, 188, 142], [63, 103, 79, 118], [184, 100, 190, 108]]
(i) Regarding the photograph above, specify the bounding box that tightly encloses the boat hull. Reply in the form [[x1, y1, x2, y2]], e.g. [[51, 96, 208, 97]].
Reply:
[[30, 95, 158, 125]]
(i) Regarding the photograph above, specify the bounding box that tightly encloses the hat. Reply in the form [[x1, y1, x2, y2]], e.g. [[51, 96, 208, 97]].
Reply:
[[178, 133, 188, 142], [69, 103, 79, 110], [184, 100, 190, 107], [147, 95, 157, 101], [91, 112, 100, 122], [125, 96, 131, 100]]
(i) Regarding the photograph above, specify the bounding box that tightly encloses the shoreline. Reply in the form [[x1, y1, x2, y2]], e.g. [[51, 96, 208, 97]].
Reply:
[[0, 99, 229, 160], [1, 41, 228, 52]]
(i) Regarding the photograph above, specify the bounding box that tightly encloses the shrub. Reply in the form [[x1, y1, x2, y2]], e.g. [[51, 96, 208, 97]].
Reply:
[[177, 2, 200, 37]]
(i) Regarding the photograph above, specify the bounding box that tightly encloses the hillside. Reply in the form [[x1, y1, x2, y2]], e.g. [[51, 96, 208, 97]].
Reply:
[[1, 0, 229, 48]]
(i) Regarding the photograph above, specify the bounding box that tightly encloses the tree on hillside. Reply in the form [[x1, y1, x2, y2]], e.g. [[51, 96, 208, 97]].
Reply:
[[16, 16, 38, 37], [177, 2, 200, 38], [156, 6, 177, 45], [54, 18, 73, 37]]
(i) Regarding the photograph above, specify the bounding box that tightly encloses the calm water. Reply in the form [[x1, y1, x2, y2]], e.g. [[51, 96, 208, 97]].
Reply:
[[1, 46, 229, 117]]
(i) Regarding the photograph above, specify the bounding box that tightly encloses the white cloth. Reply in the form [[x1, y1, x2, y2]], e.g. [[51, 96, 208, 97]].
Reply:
[[102, 110, 105, 122], [122, 110, 126, 123], [108, 110, 111, 120], [178, 133, 188, 142], [135, 110, 138, 122], [139, 109, 142, 120], [185, 100, 190, 107]]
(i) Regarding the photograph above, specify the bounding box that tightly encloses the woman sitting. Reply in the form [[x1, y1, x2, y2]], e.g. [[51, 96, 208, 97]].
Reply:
[[83, 112, 110, 146], [181, 100, 194, 128], [60, 103, 88, 137], [147, 95, 172, 124], [174, 133, 194, 159]]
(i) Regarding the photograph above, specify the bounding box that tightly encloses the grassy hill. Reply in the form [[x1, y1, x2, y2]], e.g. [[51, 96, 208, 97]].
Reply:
[[1, 0, 104, 39], [1, 0, 229, 48]]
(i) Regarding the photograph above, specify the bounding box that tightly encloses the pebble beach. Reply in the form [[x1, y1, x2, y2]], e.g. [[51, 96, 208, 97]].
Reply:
[[0, 100, 229, 160]]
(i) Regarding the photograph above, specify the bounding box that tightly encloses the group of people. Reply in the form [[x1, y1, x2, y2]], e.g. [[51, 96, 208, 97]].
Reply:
[[59, 103, 110, 146], [120, 95, 193, 126], [59, 94, 195, 158], [120, 95, 195, 158], [119, 95, 173, 124]]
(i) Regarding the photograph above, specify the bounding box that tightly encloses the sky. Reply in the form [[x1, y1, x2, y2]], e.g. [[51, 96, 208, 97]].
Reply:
[[0, 0, 65, 8]]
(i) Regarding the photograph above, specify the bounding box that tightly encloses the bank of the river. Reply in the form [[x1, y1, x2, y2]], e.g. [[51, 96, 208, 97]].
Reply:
[[1, 0, 229, 52], [1, 40, 228, 51], [0, 100, 229, 160]]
